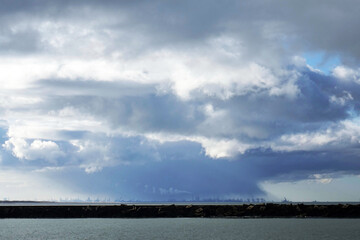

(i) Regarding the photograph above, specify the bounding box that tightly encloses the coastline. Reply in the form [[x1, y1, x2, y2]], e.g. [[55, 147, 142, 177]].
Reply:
[[1, 203, 360, 218]]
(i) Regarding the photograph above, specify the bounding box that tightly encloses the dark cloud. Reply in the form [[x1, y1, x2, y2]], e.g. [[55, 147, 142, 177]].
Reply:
[[244, 148, 360, 182], [1, 0, 360, 200], [2, 110, 360, 200], [35, 79, 157, 97], [36, 139, 263, 200], [31, 78, 205, 134], [26, 137, 360, 201], [26, 66, 360, 142], [267, 0, 360, 64], [0, 27, 40, 53], [1, 0, 359, 61]]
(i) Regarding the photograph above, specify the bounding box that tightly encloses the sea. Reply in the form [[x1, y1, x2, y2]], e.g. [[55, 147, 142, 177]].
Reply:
[[1, 218, 360, 240]]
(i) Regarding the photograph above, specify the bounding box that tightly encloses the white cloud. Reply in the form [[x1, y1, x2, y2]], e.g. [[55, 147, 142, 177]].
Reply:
[[144, 132, 250, 159], [197, 137, 250, 158], [311, 174, 333, 184], [3, 111, 104, 142], [329, 91, 353, 106], [3, 137, 64, 162], [333, 66, 360, 82], [70, 139, 112, 173], [273, 118, 360, 152]]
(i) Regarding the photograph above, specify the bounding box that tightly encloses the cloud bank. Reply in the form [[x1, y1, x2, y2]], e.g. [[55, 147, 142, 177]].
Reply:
[[0, 0, 360, 201]]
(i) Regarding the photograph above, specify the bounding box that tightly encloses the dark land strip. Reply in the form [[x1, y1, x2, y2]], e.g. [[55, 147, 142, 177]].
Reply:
[[1, 204, 360, 218]]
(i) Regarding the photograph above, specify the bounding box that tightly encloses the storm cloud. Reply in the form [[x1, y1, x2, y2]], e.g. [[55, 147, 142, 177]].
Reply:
[[0, 0, 360, 201]]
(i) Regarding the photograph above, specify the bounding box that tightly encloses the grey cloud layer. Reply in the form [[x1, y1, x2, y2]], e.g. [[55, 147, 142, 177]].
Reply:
[[1, 0, 360, 200], [13, 134, 360, 201], [1, 0, 359, 61], [33, 68, 356, 142]]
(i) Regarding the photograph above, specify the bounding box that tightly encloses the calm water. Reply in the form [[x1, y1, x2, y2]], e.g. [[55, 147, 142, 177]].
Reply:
[[0, 218, 359, 240]]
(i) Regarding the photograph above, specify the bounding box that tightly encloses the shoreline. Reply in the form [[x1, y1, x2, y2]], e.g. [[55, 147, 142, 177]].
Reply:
[[1, 203, 360, 218]]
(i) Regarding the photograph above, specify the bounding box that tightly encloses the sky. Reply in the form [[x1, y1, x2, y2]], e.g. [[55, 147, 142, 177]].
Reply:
[[1, 0, 360, 202]]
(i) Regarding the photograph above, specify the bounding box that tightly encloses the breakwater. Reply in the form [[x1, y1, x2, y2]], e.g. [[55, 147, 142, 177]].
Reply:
[[1, 204, 360, 218]]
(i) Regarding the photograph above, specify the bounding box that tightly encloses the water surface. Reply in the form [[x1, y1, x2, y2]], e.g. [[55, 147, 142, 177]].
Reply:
[[1, 218, 359, 240]]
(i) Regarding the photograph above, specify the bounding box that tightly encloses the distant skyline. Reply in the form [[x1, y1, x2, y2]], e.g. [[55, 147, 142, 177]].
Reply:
[[0, 0, 360, 202]]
